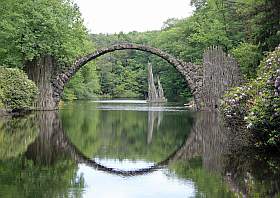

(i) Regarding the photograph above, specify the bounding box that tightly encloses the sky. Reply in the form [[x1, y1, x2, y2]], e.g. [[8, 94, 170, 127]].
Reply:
[[74, 0, 194, 34]]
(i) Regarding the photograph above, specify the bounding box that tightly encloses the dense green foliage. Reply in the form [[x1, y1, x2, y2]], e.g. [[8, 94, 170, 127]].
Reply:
[[0, 0, 91, 67], [0, 0, 100, 102], [63, 63, 101, 100], [0, 68, 37, 111], [157, 0, 279, 76], [222, 46, 280, 147], [230, 43, 261, 78]]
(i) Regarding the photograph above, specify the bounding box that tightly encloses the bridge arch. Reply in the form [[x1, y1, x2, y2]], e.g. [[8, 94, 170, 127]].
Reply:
[[51, 43, 202, 109]]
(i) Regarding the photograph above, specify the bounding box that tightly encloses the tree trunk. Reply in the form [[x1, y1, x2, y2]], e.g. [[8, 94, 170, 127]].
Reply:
[[25, 55, 57, 110]]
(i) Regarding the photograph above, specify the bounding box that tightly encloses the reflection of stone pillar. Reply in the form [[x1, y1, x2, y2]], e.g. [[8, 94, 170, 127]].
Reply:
[[157, 111, 162, 130], [147, 111, 155, 144], [25, 111, 68, 165], [147, 105, 164, 144], [170, 112, 229, 172], [199, 112, 228, 172]]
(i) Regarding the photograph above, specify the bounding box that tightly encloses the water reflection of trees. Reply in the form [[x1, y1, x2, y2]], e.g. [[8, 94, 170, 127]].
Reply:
[[0, 115, 38, 159], [169, 112, 234, 197], [171, 112, 280, 198], [224, 151, 280, 197], [0, 112, 84, 198], [0, 110, 280, 197]]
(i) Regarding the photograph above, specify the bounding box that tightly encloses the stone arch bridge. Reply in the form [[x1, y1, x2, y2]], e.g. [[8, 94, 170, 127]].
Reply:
[[45, 43, 242, 110]]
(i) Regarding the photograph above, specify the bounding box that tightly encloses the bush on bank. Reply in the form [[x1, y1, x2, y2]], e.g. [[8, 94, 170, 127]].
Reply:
[[222, 45, 280, 148], [0, 67, 38, 111]]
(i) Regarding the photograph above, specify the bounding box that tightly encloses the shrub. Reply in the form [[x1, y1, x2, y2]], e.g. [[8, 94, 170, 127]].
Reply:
[[0, 67, 38, 111], [222, 45, 280, 148]]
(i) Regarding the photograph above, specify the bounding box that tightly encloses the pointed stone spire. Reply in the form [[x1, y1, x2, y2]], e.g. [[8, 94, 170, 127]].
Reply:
[[157, 76, 165, 100], [148, 62, 158, 101]]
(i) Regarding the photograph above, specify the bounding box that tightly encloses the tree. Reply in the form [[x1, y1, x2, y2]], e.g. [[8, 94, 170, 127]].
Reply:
[[0, 0, 95, 109], [191, 0, 207, 10], [234, 0, 280, 52]]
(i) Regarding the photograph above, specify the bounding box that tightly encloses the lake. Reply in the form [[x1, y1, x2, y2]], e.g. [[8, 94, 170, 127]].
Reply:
[[0, 100, 279, 197]]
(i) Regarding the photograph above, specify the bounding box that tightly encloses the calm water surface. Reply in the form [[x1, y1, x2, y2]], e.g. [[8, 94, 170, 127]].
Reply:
[[0, 100, 279, 197]]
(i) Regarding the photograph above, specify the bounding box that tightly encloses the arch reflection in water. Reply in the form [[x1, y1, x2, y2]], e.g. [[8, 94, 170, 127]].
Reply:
[[0, 101, 280, 197], [25, 108, 193, 176], [29, 107, 197, 197], [35, 109, 231, 198]]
